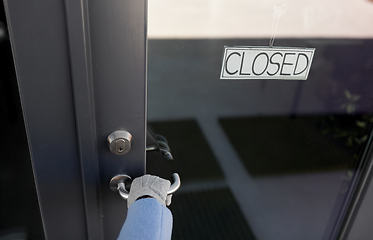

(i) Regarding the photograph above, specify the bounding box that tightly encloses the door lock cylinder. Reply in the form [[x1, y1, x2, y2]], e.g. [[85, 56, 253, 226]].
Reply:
[[107, 130, 133, 155]]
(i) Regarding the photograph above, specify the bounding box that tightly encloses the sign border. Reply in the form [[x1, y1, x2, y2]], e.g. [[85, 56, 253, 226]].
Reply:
[[220, 46, 315, 80]]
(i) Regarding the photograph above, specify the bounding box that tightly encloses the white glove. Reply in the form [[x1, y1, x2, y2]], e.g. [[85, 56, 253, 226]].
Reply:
[[127, 174, 172, 209]]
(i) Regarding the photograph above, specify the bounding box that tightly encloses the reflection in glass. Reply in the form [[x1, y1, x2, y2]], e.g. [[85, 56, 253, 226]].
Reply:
[[147, 1, 373, 239]]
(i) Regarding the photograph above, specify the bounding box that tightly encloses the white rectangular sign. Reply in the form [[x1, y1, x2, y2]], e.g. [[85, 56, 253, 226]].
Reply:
[[220, 46, 315, 80]]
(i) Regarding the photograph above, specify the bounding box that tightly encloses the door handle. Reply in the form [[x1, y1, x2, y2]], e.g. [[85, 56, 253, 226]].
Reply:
[[108, 127, 180, 200], [146, 126, 173, 161], [110, 173, 181, 200]]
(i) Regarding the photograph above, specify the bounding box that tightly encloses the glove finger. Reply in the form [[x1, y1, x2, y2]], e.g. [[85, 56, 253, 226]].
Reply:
[[127, 175, 171, 208], [165, 194, 172, 206]]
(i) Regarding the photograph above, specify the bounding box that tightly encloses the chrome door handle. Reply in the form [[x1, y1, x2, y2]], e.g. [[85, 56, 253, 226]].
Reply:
[[110, 173, 181, 200], [167, 173, 181, 195]]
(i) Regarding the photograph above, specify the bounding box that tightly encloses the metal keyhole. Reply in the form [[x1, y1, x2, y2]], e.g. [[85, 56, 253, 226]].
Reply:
[[107, 130, 133, 155]]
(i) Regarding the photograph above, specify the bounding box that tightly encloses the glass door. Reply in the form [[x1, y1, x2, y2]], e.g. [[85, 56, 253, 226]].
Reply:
[[146, 1, 373, 240], [3, 0, 373, 239]]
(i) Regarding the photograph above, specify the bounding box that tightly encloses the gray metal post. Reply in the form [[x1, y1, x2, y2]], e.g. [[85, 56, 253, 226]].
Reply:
[[4, 0, 89, 238], [87, 0, 147, 238], [4, 0, 147, 239]]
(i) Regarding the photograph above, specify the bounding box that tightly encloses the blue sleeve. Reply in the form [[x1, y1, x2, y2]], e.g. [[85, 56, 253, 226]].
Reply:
[[117, 198, 173, 240]]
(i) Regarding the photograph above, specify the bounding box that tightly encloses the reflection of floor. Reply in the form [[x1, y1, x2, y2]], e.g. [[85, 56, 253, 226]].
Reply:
[[146, 39, 373, 240], [148, 120, 254, 239], [248, 171, 344, 240], [171, 188, 256, 240], [148, 118, 348, 240]]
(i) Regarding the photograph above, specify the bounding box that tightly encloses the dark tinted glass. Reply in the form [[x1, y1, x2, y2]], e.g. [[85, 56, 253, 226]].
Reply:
[[147, 2, 373, 239]]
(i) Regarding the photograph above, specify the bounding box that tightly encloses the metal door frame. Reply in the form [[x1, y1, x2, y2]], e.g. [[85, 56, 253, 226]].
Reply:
[[4, 0, 147, 239], [341, 141, 373, 240]]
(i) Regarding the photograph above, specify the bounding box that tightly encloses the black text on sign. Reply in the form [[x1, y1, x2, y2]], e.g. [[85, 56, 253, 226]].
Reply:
[[220, 47, 315, 80]]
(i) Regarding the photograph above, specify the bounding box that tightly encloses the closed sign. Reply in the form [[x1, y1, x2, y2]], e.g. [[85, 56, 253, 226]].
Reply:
[[220, 46, 315, 80]]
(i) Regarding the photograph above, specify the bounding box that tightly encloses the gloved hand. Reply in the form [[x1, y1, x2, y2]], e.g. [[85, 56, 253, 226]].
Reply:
[[127, 174, 172, 209]]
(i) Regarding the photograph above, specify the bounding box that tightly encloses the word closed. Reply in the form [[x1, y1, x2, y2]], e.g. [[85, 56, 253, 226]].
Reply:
[[220, 46, 315, 80]]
